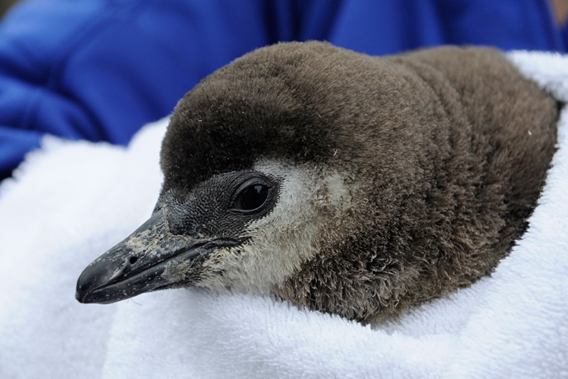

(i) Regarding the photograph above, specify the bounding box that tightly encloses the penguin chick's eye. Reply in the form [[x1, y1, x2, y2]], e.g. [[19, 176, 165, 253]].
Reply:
[[232, 183, 269, 212]]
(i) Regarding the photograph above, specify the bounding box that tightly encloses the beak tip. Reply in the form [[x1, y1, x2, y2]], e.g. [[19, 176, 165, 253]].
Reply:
[[75, 292, 87, 304], [75, 280, 119, 304], [75, 264, 106, 304], [75, 278, 92, 303]]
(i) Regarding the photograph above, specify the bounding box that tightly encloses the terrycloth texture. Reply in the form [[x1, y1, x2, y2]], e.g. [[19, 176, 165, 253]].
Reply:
[[0, 51, 567, 378]]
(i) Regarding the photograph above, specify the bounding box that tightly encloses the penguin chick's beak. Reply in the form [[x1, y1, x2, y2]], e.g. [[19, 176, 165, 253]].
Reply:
[[76, 209, 242, 304]]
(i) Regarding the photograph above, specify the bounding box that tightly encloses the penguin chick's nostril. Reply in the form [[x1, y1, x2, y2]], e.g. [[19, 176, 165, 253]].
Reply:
[[129, 256, 138, 265]]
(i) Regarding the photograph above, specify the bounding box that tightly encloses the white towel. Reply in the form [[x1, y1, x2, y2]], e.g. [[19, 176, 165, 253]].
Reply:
[[0, 51, 567, 379]]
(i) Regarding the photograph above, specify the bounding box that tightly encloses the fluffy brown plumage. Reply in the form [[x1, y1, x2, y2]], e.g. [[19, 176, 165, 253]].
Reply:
[[78, 42, 558, 324]]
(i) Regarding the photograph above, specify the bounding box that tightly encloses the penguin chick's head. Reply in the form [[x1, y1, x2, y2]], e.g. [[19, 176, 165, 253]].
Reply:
[[76, 42, 558, 323]]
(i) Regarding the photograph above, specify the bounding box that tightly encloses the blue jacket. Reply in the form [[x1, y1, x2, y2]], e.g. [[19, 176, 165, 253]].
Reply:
[[0, 0, 565, 178]]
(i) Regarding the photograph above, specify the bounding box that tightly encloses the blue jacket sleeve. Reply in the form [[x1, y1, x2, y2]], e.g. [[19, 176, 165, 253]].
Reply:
[[0, 0, 565, 179]]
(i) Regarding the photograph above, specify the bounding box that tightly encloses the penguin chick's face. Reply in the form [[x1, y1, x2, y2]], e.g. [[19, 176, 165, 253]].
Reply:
[[76, 159, 353, 302], [182, 160, 351, 294]]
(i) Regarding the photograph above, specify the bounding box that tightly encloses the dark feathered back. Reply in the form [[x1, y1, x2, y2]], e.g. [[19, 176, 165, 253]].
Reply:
[[161, 42, 558, 323]]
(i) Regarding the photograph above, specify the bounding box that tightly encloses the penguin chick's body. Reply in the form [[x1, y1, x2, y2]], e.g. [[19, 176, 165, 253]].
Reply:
[[77, 42, 558, 324]]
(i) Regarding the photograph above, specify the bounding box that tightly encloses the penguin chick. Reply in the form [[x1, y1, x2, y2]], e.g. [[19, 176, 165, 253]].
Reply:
[[76, 42, 558, 324]]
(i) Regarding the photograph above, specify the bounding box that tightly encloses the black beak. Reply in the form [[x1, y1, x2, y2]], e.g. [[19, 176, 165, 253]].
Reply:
[[75, 210, 240, 304]]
